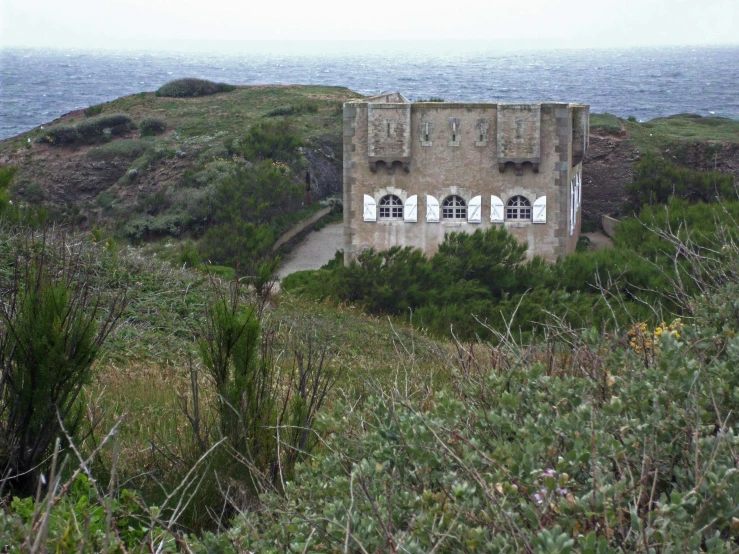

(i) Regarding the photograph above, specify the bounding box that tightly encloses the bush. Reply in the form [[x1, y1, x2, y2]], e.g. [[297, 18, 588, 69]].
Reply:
[[38, 114, 133, 146], [178, 239, 201, 268], [0, 165, 16, 210], [626, 152, 737, 209], [265, 101, 319, 117], [155, 78, 236, 98], [83, 104, 103, 117], [76, 113, 132, 141], [123, 211, 190, 240], [197, 285, 339, 492], [139, 117, 166, 136], [37, 125, 78, 145], [233, 308, 739, 551], [86, 139, 148, 161], [0, 234, 125, 494], [239, 119, 303, 165]]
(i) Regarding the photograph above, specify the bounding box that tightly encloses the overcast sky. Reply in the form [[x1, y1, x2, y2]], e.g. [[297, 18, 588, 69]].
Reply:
[[1, 0, 737, 51]]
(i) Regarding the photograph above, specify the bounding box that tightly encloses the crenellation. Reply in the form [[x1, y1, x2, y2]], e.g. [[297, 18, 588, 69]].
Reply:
[[343, 94, 589, 262]]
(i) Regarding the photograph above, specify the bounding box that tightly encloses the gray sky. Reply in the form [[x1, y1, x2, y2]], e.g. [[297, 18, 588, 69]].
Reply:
[[1, 0, 737, 50]]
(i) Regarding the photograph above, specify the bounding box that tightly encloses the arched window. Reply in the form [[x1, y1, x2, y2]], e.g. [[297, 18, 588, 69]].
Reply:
[[506, 195, 531, 220], [442, 195, 466, 220], [378, 195, 403, 219]]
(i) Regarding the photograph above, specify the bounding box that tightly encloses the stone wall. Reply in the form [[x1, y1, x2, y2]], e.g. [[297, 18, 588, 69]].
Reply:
[[343, 97, 589, 263]]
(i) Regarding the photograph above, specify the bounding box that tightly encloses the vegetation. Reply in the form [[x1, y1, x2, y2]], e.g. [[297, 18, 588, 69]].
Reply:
[[0, 234, 125, 494], [283, 224, 671, 340], [86, 138, 149, 161], [3, 84, 739, 550], [38, 114, 133, 146], [591, 112, 739, 152], [589, 113, 622, 134], [139, 117, 166, 136], [265, 101, 319, 117], [155, 78, 237, 98], [1, 216, 739, 550], [83, 103, 104, 117], [626, 152, 737, 209]]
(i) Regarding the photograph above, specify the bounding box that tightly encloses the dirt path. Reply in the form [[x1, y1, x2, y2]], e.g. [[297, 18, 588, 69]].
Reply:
[[277, 222, 343, 279], [583, 231, 614, 251]]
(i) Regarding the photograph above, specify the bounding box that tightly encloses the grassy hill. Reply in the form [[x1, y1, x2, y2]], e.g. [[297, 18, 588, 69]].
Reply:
[[0, 84, 359, 243]]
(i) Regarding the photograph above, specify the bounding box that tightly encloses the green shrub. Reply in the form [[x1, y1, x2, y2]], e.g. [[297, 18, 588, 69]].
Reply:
[[234, 306, 739, 551], [155, 78, 236, 98], [0, 165, 16, 210], [197, 285, 339, 492], [415, 97, 445, 102], [83, 104, 103, 117], [123, 211, 190, 240], [139, 117, 166, 136], [239, 119, 303, 165], [213, 160, 301, 226], [38, 114, 133, 146], [37, 125, 78, 145], [265, 101, 319, 117], [96, 190, 115, 210], [203, 264, 236, 280], [626, 152, 737, 209], [86, 139, 148, 161], [76, 113, 132, 141], [178, 239, 201, 268], [589, 113, 622, 134], [0, 235, 124, 494]]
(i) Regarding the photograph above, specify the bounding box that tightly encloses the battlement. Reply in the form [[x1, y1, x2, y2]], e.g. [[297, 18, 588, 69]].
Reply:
[[345, 98, 588, 176], [342, 94, 590, 262]]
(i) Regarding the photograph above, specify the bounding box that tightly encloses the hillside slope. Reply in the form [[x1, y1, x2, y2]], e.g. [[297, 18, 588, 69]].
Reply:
[[583, 113, 739, 225], [0, 85, 360, 233], [2, 92, 738, 234]]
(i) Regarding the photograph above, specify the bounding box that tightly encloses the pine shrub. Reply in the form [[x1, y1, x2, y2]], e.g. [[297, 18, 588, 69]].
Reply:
[[155, 78, 236, 98], [139, 117, 166, 136]]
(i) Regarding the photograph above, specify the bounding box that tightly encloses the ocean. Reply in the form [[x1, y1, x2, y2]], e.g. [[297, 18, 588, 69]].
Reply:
[[1, 43, 738, 141]]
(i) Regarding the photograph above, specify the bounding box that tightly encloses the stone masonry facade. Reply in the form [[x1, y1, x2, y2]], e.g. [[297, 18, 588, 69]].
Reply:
[[343, 93, 589, 263]]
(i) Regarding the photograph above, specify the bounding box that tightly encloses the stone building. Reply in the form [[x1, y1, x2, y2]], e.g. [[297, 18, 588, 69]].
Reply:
[[342, 93, 589, 262]]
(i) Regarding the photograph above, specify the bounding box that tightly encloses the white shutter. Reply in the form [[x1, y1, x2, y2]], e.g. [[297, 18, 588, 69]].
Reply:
[[426, 195, 439, 223], [490, 195, 504, 223], [468, 195, 482, 223], [533, 196, 547, 223], [570, 179, 575, 235], [576, 171, 582, 209], [363, 194, 376, 222], [404, 195, 418, 222]]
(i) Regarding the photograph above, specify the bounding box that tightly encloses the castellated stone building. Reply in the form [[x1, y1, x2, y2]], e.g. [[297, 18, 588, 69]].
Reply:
[[342, 93, 589, 263]]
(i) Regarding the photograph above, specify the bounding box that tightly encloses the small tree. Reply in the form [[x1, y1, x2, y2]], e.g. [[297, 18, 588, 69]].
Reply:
[[197, 283, 339, 495], [0, 233, 126, 494]]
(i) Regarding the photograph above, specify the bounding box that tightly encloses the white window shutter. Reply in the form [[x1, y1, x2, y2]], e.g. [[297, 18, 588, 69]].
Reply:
[[363, 194, 376, 222], [426, 195, 439, 223], [468, 195, 482, 223], [490, 195, 504, 223], [576, 171, 582, 209], [404, 195, 418, 222], [533, 196, 547, 223], [570, 179, 575, 235]]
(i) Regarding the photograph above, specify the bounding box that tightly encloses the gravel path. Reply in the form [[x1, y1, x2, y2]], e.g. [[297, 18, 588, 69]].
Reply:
[[277, 222, 344, 279]]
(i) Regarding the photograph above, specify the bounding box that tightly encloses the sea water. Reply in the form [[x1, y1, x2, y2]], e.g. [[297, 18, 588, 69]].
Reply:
[[1, 43, 738, 141]]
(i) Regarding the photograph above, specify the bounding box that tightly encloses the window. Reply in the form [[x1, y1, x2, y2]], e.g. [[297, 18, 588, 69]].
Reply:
[[442, 195, 466, 220], [379, 194, 403, 219], [506, 195, 531, 220]]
